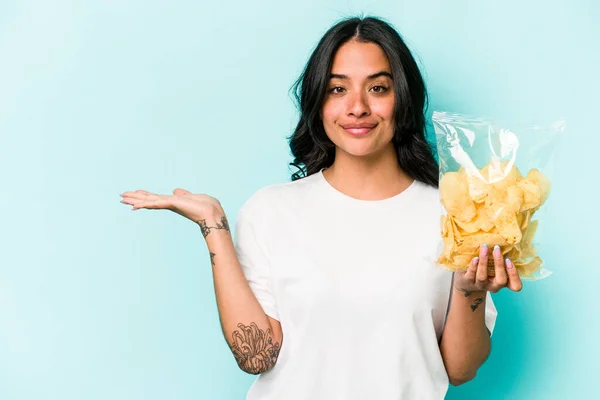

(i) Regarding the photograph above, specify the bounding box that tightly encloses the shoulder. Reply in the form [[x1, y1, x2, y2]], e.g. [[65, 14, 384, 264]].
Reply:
[[238, 172, 322, 217], [410, 180, 444, 217], [413, 180, 440, 203]]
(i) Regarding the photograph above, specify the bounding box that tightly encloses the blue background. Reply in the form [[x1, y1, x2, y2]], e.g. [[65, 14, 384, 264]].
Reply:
[[1, 0, 597, 399]]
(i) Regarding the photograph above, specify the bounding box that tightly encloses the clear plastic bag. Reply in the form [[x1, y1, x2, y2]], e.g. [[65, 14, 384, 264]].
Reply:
[[432, 111, 565, 280]]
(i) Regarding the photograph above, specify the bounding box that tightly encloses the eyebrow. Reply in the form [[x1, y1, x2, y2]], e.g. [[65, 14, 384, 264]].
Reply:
[[329, 71, 393, 80]]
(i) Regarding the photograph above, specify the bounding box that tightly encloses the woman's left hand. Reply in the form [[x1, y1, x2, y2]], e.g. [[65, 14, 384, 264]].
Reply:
[[454, 244, 523, 294]]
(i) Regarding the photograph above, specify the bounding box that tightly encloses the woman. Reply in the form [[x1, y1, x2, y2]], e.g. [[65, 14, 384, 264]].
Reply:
[[120, 16, 522, 399]]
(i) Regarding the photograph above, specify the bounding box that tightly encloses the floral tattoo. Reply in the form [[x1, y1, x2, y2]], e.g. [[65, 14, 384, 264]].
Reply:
[[229, 322, 280, 375]]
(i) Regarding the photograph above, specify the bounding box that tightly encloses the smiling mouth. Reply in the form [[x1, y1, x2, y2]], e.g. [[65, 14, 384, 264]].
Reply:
[[341, 124, 377, 136]]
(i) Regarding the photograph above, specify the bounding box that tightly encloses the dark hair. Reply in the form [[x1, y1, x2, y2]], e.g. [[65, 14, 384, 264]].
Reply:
[[287, 16, 439, 187]]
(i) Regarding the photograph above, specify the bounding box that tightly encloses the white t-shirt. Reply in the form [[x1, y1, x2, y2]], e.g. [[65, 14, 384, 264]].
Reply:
[[234, 168, 497, 400]]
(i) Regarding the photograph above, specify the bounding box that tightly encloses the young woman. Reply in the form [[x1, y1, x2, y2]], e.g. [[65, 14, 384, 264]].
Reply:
[[120, 16, 522, 400]]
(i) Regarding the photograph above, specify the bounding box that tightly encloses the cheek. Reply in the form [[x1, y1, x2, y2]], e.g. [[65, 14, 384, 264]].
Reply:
[[372, 100, 395, 122], [321, 101, 342, 127]]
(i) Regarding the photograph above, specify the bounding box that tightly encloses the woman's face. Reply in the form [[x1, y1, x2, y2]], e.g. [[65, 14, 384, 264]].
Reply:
[[321, 40, 395, 159]]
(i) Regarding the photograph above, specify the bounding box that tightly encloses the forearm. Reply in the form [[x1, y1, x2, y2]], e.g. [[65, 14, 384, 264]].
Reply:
[[439, 287, 490, 385], [202, 208, 281, 374]]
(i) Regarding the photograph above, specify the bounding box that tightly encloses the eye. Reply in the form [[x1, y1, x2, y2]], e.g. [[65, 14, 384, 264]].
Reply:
[[329, 86, 345, 94], [370, 85, 388, 93]]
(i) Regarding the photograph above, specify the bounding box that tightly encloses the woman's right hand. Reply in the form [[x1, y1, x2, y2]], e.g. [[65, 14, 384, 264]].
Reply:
[[120, 188, 226, 230]]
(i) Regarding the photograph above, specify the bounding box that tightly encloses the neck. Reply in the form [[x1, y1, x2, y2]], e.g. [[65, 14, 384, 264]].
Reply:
[[322, 145, 414, 201]]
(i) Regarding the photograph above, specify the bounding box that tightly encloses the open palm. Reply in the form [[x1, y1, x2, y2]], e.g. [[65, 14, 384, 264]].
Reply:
[[119, 188, 223, 225]]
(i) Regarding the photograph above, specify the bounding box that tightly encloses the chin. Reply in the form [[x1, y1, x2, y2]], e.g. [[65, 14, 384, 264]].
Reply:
[[337, 143, 382, 158], [334, 137, 393, 159]]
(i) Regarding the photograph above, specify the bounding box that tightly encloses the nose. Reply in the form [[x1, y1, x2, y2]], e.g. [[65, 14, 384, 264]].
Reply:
[[346, 91, 370, 117]]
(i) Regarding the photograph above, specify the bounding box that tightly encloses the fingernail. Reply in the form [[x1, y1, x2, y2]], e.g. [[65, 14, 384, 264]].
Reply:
[[480, 244, 488, 257], [506, 258, 514, 269], [473, 257, 479, 264], [494, 245, 501, 257]]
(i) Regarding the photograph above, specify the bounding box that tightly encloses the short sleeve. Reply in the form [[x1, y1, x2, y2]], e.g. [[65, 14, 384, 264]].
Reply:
[[234, 203, 279, 321], [485, 291, 498, 336]]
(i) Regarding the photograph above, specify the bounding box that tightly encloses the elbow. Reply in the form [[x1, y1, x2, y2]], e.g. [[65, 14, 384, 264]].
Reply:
[[448, 371, 476, 387], [443, 343, 490, 386], [234, 352, 280, 375], [239, 362, 277, 376], [240, 367, 266, 376], [229, 332, 282, 375]]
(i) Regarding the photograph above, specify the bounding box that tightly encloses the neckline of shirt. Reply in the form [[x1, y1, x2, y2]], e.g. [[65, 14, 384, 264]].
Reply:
[[317, 167, 421, 207]]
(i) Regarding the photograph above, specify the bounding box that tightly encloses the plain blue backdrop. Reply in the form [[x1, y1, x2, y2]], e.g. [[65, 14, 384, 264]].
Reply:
[[1, 0, 598, 399]]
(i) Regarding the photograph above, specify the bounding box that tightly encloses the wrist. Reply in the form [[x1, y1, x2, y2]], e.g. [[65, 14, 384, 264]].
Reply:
[[197, 208, 230, 239], [453, 285, 486, 298], [452, 286, 487, 313]]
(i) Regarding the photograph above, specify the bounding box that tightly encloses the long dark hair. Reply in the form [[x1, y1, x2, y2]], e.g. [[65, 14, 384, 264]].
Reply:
[[287, 16, 439, 187]]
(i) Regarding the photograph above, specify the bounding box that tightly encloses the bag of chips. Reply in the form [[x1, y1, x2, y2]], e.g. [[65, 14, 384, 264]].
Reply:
[[432, 111, 565, 280]]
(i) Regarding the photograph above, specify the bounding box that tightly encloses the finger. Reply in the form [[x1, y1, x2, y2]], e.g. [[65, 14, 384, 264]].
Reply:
[[137, 190, 155, 199], [121, 197, 149, 206], [132, 199, 169, 210], [173, 188, 191, 196], [492, 245, 508, 287], [121, 191, 156, 204], [505, 258, 523, 292], [121, 190, 152, 200], [463, 256, 479, 282], [128, 195, 173, 210], [476, 244, 489, 284]]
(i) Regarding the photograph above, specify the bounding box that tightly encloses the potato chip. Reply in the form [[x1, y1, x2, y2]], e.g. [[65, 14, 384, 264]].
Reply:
[[482, 161, 523, 192], [480, 160, 504, 183], [504, 246, 522, 262], [519, 219, 538, 259], [466, 173, 489, 203], [516, 256, 543, 277], [440, 172, 477, 222], [448, 215, 464, 241], [506, 186, 524, 214], [501, 244, 514, 255], [480, 219, 495, 232], [526, 168, 551, 205], [456, 232, 506, 253], [517, 210, 530, 230], [480, 187, 523, 245], [450, 253, 474, 269], [454, 204, 493, 233], [517, 179, 542, 211], [441, 215, 455, 260], [494, 208, 523, 245]]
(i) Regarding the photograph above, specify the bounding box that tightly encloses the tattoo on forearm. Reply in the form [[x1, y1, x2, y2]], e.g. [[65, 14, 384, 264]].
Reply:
[[455, 287, 472, 297], [229, 322, 280, 375], [198, 216, 230, 238], [210, 252, 216, 266], [470, 297, 484, 312]]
